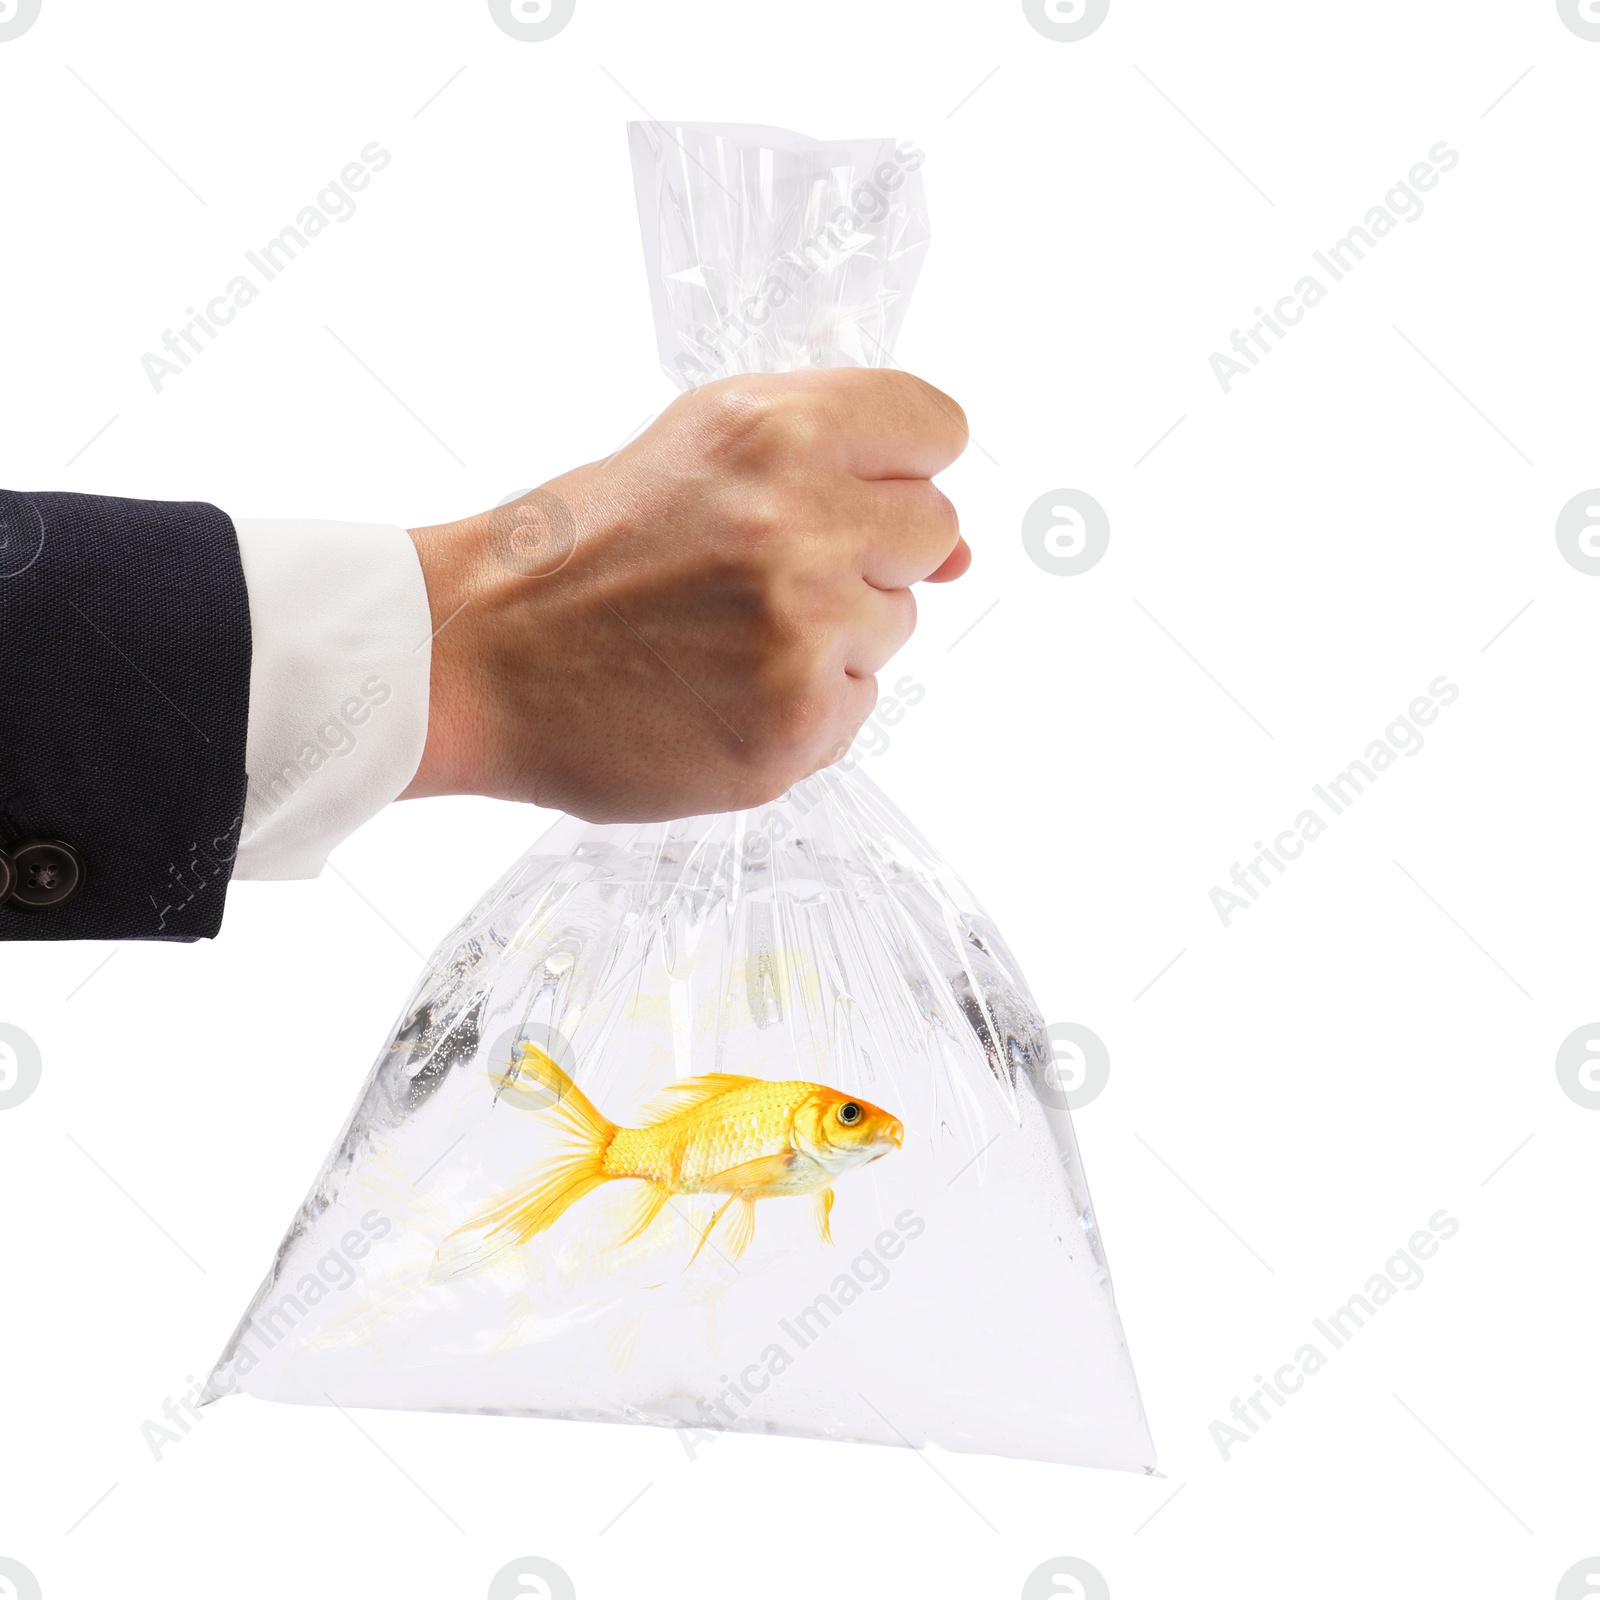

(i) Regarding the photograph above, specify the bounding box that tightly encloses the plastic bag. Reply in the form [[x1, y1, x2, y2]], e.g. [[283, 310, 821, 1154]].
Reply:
[[204, 122, 1155, 1474]]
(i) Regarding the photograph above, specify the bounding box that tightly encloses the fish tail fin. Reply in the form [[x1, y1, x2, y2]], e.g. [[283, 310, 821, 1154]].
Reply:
[[445, 1151, 614, 1261], [487, 1156, 614, 1245], [498, 1043, 615, 1145], [434, 1045, 620, 1269]]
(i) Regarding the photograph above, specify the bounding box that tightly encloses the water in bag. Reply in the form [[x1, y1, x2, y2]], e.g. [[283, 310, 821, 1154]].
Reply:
[[204, 122, 1155, 1473]]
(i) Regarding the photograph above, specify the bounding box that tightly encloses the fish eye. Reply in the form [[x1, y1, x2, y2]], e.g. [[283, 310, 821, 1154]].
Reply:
[[838, 1101, 862, 1125]]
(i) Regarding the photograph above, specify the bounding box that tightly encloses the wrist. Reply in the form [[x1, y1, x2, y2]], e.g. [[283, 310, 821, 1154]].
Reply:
[[399, 513, 489, 800]]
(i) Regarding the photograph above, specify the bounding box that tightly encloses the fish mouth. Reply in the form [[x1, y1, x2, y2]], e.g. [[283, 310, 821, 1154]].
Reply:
[[881, 1117, 904, 1149]]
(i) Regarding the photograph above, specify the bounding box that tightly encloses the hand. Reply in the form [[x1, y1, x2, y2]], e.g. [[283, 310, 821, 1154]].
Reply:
[[401, 368, 970, 821]]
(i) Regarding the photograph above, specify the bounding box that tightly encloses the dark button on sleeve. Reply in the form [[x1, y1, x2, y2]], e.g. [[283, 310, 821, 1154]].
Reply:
[[0, 489, 251, 941], [4, 839, 85, 909]]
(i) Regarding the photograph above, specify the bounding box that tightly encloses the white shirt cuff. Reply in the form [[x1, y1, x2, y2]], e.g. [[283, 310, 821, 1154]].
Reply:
[[231, 519, 431, 880]]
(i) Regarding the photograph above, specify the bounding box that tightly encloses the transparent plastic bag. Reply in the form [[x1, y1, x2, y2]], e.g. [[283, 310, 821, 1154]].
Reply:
[[628, 120, 930, 385], [204, 122, 1154, 1473]]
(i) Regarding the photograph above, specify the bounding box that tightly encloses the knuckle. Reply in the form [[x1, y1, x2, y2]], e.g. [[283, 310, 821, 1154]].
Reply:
[[726, 483, 792, 552], [891, 586, 918, 645], [746, 628, 835, 759], [696, 379, 796, 459], [909, 373, 968, 441], [922, 481, 959, 539], [927, 387, 969, 446], [697, 376, 829, 469], [892, 371, 968, 459], [691, 380, 775, 453]]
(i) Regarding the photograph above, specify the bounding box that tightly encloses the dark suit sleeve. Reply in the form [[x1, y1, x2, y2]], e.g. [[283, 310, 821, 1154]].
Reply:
[[0, 489, 251, 941]]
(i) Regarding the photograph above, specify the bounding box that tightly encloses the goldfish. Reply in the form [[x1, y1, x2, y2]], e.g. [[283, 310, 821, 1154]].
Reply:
[[441, 1043, 904, 1272]]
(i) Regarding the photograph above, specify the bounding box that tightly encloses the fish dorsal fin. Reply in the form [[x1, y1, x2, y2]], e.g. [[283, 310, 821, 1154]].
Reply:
[[634, 1072, 757, 1124]]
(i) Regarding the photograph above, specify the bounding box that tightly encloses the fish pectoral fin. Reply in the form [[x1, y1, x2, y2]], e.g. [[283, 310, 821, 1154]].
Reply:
[[723, 1198, 758, 1261], [702, 1152, 799, 1194], [612, 1181, 671, 1247], [675, 1155, 801, 1271], [813, 1187, 835, 1246]]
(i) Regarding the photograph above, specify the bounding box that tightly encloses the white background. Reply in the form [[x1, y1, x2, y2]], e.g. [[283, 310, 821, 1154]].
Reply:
[[2, 2, 1597, 1597]]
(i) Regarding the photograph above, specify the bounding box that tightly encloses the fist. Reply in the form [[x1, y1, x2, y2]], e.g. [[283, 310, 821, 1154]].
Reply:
[[404, 368, 969, 821]]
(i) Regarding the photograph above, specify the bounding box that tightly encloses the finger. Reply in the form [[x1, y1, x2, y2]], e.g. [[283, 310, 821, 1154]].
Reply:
[[801, 368, 969, 480], [840, 583, 916, 679], [925, 536, 971, 582], [823, 672, 881, 770], [848, 478, 963, 590]]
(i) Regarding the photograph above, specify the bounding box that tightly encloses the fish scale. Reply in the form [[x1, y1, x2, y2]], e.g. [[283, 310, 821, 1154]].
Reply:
[[606, 1080, 819, 1191]]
